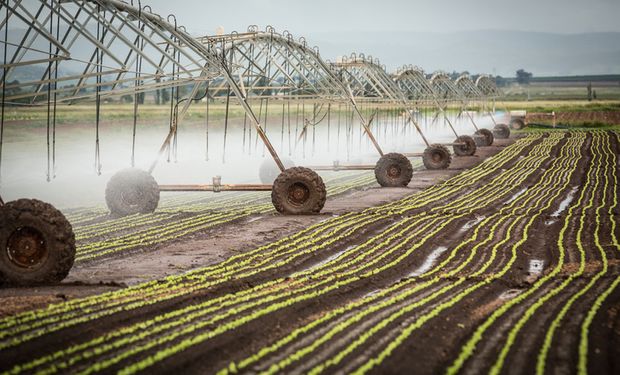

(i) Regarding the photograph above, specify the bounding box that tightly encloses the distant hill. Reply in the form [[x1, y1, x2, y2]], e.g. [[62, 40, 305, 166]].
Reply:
[[5, 28, 620, 80], [310, 30, 620, 77]]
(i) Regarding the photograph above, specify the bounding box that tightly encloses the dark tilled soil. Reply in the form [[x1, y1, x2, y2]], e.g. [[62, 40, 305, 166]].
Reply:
[[1, 132, 619, 375]]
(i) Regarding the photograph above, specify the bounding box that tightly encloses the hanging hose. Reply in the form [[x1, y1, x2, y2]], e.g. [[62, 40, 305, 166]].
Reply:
[[327, 103, 331, 152], [254, 98, 263, 152], [287, 101, 291, 156], [336, 103, 341, 154], [205, 82, 210, 161], [131, 1, 143, 167], [280, 100, 285, 150], [242, 113, 247, 154], [0, 5, 7, 184], [46, 4, 53, 182], [52, 0, 59, 179], [262, 97, 269, 157], [222, 85, 231, 163], [94, 5, 103, 176], [311, 104, 316, 156]]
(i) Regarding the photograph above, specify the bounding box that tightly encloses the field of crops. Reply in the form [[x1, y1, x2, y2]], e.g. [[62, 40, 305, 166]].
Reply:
[[0, 130, 618, 374]]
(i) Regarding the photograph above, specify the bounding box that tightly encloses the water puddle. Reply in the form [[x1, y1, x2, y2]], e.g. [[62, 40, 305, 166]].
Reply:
[[294, 245, 355, 276], [408, 246, 449, 278], [499, 289, 523, 300], [550, 187, 578, 217], [460, 215, 486, 232], [504, 188, 528, 205], [529, 259, 545, 276]]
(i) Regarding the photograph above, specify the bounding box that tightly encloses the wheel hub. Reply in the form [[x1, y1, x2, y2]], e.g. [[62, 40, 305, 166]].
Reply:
[[288, 182, 310, 206], [121, 185, 142, 208], [387, 165, 401, 179], [432, 151, 443, 162], [6, 227, 47, 268]]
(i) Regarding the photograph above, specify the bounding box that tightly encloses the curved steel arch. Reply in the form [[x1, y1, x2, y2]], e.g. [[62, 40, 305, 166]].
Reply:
[[0, 0, 286, 172], [393, 65, 436, 103], [429, 71, 465, 102], [455, 74, 484, 99], [198, 27, 350, 101], [475, 75, 503, 99], [331, 53, 403, 102], [191, 29, 385, 158]]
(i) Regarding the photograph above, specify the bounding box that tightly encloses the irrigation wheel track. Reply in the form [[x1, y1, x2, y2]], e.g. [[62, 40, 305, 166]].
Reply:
[[1, 132, 618, 375]]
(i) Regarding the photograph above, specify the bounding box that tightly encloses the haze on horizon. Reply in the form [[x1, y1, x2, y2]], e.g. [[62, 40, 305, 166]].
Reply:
[[145, 0, 620, 35], [140, 0, 620, 77]]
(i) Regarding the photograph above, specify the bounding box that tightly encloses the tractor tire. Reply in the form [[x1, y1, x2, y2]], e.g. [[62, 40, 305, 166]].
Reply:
[[493, 123, 511, 139], [105, 168, 160, 216], [271, 167, 326, 215], [423, 144, 452, 170], [374, 153, 414, 187], [453, 135, 477, 157], [474, 128, 494, 147], [0, 199, 75, 285], [510, 118, 525, 130], [259, 157, 295, 184]]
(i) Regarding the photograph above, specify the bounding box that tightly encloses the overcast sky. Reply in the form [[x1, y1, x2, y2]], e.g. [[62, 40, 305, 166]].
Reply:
[[144, 0, 620, 36]]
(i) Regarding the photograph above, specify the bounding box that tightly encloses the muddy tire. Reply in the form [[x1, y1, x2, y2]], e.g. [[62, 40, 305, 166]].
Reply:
[[259, 157, 295, 184], [423, 144, 452, 170], [474, 128, 494, 146], [0, 199, 75, 285], [453, 135, 477, 157], [272, 167, 326, 214], [374, 153, 414, 187], [510, 118, 525, 130], [493, 123, 511, 139], [105, 168, 160, 216]]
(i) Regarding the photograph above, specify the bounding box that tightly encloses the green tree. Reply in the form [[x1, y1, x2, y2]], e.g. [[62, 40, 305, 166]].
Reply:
[[516, 69, 533, 85]]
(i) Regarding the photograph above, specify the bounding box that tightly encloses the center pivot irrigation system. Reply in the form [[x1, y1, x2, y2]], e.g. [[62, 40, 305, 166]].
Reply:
[[325, 54, 460, 173], [394, 65, 480, 159], [0, 0, 506, 285]]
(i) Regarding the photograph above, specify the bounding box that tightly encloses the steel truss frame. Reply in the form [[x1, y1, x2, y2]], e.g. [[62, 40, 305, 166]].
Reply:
[[0, 0, 286, 177], [428, 71, 482, 134], [394, 65, 476, 142]]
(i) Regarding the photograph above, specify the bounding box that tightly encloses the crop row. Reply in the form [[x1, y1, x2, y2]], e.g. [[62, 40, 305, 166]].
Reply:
[[209, 132, 586, 375], [0, 135, 542, 349], [0, 135, 544, 353], [0, 133, 563, 373]]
